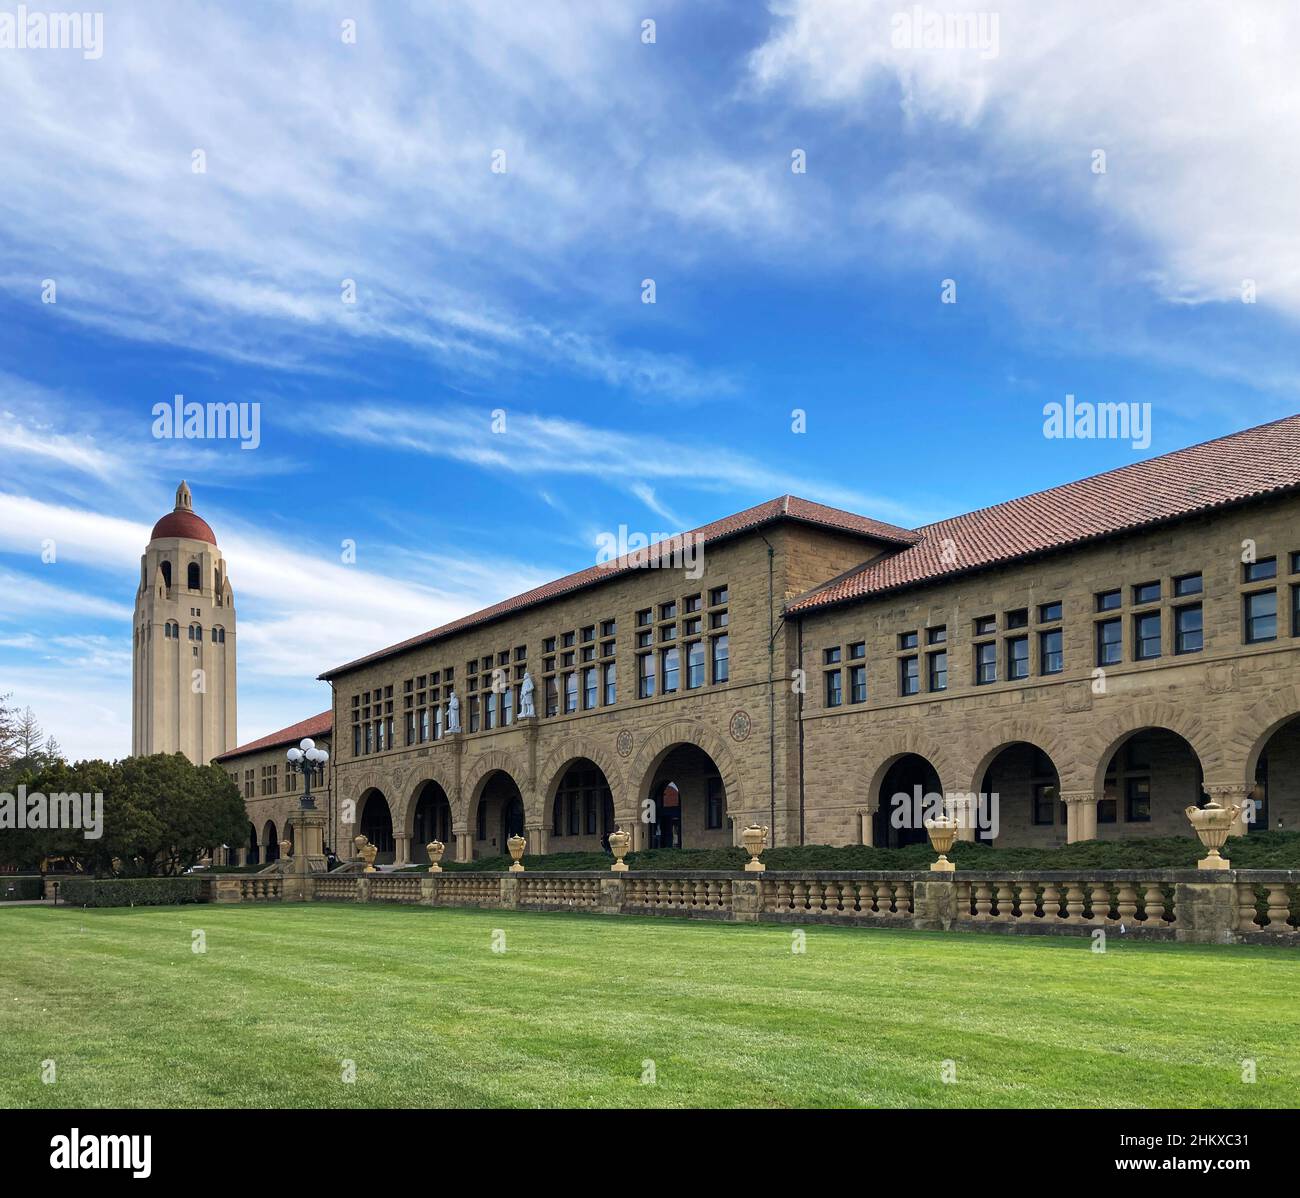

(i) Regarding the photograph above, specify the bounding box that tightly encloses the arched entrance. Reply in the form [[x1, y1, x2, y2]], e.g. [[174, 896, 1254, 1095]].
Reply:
[[1245, 713, 1300, 833], [642, 744, 728, 850], [1096, 728, 1207, 838], [358, 789, 395, 863], [549, 760, 616, 851], [261, 819, 279, 863], [410, 781, 453, 864], [873, 754, 941, 849], [978, 742, 1062, 847], [473, 771, 524, 858], [247, 822, 259, 865]]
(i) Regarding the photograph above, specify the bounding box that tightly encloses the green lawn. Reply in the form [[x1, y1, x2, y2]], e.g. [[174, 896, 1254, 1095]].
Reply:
[[1, 904, 1296, 1108]]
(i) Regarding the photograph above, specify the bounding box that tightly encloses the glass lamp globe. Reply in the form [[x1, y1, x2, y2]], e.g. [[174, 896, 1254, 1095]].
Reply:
[[286, 747, 303, 763], [300, 738, 315, 752]]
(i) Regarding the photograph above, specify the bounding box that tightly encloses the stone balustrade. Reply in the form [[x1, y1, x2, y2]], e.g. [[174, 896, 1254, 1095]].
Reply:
[[196, 867, 1300, 945]]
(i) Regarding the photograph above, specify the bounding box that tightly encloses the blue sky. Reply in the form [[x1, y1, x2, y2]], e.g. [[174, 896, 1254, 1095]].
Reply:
[[2, 0, 1299, 760]]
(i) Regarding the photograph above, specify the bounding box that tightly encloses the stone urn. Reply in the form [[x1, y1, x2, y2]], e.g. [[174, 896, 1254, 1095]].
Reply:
[[1186, 799, 1241, 870], [426, 840, 445, 873], [360, 840, 379, 874], [506, 833, 527, 873], [741, 824, 769, 872], [924, 812, 959, 872], [608, 827, 631, 872]]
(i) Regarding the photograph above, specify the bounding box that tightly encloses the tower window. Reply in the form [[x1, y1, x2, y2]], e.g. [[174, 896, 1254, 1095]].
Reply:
[[187, 562, 201, 590], [160, 561, 172, 589], [189, 623, 202, 641], [211, 626, 225, 644]]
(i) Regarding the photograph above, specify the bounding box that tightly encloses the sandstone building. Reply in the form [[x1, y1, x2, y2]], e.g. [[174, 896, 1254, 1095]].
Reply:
[[216, 416, 1300, 864]]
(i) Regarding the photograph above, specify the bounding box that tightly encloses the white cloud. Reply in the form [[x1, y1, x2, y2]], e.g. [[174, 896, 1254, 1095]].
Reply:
[[751, 0, 1300, 317]]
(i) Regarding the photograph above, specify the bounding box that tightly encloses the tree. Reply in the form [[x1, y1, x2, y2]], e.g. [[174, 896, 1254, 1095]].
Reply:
[[13, 707, 44, 758], [1, 753, 247, 876], [0, 693, 18, 770]]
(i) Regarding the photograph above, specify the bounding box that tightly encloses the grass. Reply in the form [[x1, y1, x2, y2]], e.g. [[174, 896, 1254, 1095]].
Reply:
[[404, 830, 1300, 873], [1, 903, 1296, 1108]]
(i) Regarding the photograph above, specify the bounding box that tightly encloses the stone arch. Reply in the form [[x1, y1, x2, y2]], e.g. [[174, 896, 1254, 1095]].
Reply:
[[963, 718, 1080, 794], [863, 731, 961, 808], [461, 749, 529, 821], [399, 765, 458, 839], [537, 736, 625, 825], [1082, 701, 1220, 794], [1225, 686, 1300, 783], [628, 718, 744, 818]]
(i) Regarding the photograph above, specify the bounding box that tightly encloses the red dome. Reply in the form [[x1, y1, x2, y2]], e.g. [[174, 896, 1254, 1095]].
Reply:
[[151, 510, 217, 544]]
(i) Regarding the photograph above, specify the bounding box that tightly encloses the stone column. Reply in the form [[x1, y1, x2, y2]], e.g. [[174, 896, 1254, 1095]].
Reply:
[[1061, 790, 1097, 844], [858, 805, 875, 847], [453, 821, 473, 863], [393, 831, 410, 866], [952, 792, 978, 843], [1204, 782, 1252, 837], [236, 847, 248, 867], [618, 812, 645, 852]]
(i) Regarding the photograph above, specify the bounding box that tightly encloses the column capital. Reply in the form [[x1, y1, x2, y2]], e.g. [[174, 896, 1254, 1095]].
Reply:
[[1059, 789, 1096, 805]]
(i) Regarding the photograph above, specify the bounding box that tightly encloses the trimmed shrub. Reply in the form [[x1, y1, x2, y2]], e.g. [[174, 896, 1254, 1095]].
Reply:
[[59, 877, 206, 907], [0, 876, 44, 901]]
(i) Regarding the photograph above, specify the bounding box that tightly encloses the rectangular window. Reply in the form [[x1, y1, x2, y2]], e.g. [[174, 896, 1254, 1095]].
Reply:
[[927, 625, 947, 645], [638, 654, 656, 699], [469, 696, 480, 733], [1175, 604, 1203, 654], [1245, 557, 1277, 583], [709, 610, 728, 629], [477, 802, 487, 840], [1096, 618, 1122, 665], [1007, 635, 1029, 680], [585, 792, 597, 836], [900, 655, 919, 696], [898, 630, 918, 650], [706, 777, 724, 829], [545, 676, 559, 717], [709, 586, 729, 606], [849, 640, 867, 658], [1245, 590, 1277, 643], [1032, 784, 1055, 826], [564, 672, 578, 713], [660, 601, 677, 620], [603, 662, 617, 705], [975, 641, 997, 685], [661, 646, 679, 694], [686, 640, 705, 688], [928, 650, 947, 692], [1173, 573, 1203, 597], [684, 594, 701, 613], [974, 615, 996, 636], [1039, 628, 1063, 674], [712, 635, 729, 683], [636, 609, 651, 627], [849, 664, 868, 703], [405, 712, 416, 745], [824, 646, 842, 664], [484, 692, 496, 730], [1096, 589, 1121, 612], [1038, 601, 1063, 623], [1097, 795, 1117, 824], [1293, 586, 1300, 637], [1125, 777, 1151, 823], [825, 670, 843, 708], [1134, 611, 1162, 660], [568, 795, 580, 837], [352, 726, 361, 757], [583, 667, 597, 710], [1006, 608, 1029, 629], [1133, 581, 1161, 605]]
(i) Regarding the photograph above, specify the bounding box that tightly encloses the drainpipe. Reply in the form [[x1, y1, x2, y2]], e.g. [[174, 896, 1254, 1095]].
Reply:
[[797, 618, 805, 845], [759, 535, 777, 845], [327, 678, 338, 860]]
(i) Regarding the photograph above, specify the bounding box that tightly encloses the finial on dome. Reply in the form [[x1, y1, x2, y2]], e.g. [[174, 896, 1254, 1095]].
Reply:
[[175, 480, 193, 512]]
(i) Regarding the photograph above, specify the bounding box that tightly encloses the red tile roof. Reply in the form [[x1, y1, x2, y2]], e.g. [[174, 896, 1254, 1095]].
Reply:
[[320, 496, 918, 679], [215, 711, 332, 762], [151, 509, 217, 545], [789, 414, 1300, 615]]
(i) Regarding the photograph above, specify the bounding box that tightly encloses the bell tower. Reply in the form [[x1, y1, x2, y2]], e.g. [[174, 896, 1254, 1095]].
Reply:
[[131, 481, 237, 763]]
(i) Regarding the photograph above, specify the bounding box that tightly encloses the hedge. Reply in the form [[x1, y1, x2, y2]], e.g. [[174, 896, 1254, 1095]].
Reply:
[[0, 876, 43, 901], [58, 877, 206, 907]]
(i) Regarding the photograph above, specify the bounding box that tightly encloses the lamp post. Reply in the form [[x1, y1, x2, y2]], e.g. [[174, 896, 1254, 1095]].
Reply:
[[286, 738, 329, 810], [283, 738, 331, 880]]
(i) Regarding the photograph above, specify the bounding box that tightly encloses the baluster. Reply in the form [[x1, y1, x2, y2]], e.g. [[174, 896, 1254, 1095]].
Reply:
[[1142, 883, 1166, 924], [994, 882, 1015, 922], [706, 879, 719, 908], [1016, 882, 1039, 920], [973, 883, 993, 921], [894, 882, 912, 918], [954, 880, 971, 919], [838, 881, 856, 914], [1040, 883, 1062, 922], [809, 880, 826, 912], [875, 881, 895, 917], [1265, 886, 1291, 932], [1063, 883, 1086, 924], [791, 880, 807, 911], [1235, 883, 1258, 932], [1090, 883, 1113, 925]]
